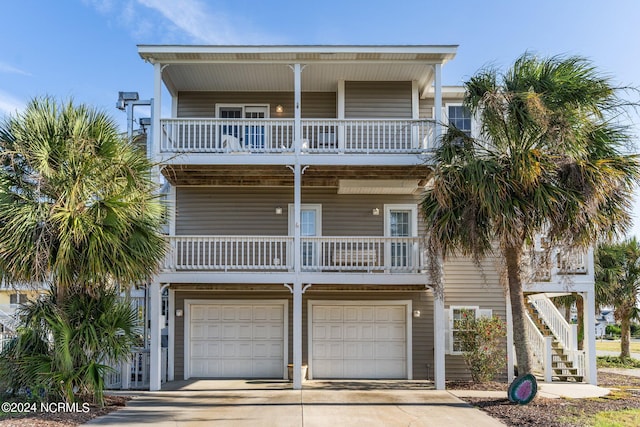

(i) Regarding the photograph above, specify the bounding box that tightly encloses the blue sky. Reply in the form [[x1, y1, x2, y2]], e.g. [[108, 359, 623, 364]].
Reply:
[[2, 0, 640, 235]]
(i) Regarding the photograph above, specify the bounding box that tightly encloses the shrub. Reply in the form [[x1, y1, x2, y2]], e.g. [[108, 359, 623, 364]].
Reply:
[[607, 324, 621, 337], [456, 310, 507, 383]]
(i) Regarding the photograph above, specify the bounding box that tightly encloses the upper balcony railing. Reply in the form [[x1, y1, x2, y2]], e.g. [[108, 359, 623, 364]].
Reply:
[[159, 118, 435, 155], [162, 235, 425, 273]]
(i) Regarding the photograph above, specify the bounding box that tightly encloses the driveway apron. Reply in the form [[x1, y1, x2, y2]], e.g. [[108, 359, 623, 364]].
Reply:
[[85, 380, 505, 427]]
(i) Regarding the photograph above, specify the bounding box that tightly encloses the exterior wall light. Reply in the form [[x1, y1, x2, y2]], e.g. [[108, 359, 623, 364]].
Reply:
[[275, 207, 283, 215], [275, 105, 284, 113], [372, 208, 380, 216]]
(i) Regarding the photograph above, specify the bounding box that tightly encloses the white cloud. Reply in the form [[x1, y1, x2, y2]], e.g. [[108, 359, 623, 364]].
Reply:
[[0, 62, 31, 76], [135, 0, 240, 44], [84, 0, 282, 44], [0, 91, 25, 117]]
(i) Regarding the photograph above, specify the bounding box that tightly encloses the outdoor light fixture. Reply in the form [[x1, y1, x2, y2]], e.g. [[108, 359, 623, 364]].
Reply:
[[175, 309, 183, 317], [275, 207, 283, 215], [372, 208, 380, 216], [275, 104, 284, 113], [116, 91, 140, 110], [139, 117, 151, 133]]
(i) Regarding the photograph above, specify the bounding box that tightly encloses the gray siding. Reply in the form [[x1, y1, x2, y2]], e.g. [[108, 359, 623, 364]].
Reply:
[[177, 91, 336, 118], [175, 187, 422, 236], [170, 255, 508, 382], [443, 255, 507, 381], [345, 82, 412, 118], [419, 95, 466, 120]]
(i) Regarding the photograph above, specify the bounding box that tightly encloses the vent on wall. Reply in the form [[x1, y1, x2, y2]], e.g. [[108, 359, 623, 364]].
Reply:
[[337, 179, 421, 195]]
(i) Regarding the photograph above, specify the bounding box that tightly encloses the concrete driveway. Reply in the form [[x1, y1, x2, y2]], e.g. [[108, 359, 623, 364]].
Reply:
[[86, 380, 504, 427]]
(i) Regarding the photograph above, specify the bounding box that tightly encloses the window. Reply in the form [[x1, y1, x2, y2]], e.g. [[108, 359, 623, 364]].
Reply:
[[446, 306, 492, 355], [9, 293, 28, 305], [447, 105, 472, 136]]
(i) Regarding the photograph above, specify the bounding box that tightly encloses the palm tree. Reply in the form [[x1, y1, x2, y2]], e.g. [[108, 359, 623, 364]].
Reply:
[[0, 97, 166, 299], [595, 238, 640, 358], [422, 53, 639, 377], [0, 285, 140, 405]]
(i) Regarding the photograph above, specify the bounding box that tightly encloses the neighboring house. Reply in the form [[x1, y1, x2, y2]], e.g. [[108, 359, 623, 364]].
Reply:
[[0, 284, 43, 348], [595, 309, 616, 338], [135, 45, 598, 391]]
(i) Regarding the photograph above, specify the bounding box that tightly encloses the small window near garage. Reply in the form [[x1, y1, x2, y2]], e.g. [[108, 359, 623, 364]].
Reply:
[[446, 306, 492, 355], [9, 293, 28, 305]]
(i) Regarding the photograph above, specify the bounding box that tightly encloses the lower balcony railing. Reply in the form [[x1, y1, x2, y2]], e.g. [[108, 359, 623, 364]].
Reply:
[[159, 118, 435, 154], [162, 235, 424, 273]]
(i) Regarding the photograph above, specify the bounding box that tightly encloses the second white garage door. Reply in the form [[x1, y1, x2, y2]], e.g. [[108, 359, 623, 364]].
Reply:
[[310, 302, 409, 379], [187, 301, 286, 379]]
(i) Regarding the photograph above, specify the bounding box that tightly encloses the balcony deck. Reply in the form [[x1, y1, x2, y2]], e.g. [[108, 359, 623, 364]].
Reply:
[[159, 118, 435, 157], [159, 235, 590, 287]]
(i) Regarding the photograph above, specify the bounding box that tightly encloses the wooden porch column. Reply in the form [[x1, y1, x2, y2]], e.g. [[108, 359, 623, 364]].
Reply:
[[433, 289, 445, 390], [581, 290, 598, 384], [152, 62, 162, 160], [291, 62, 304, 390], [433, 63, 443, 143], [149, 281, 162, 391]]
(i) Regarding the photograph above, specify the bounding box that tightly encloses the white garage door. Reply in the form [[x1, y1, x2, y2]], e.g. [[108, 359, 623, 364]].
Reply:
[[311, 304, 407, 379], [188, 302, 285, 378]]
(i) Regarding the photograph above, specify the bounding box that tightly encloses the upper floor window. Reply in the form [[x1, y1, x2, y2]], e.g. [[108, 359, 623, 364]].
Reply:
[[447, 105, 472, 136]]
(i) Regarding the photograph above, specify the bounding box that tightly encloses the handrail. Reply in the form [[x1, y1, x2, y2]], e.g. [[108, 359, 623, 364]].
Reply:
[[525, 312, 553, 382], [164, 236, 294, 271], [159, 118, 436, 154], [528, 295, 577, 351], [301, 236, 422, 273], [162, 235, 425, 273]]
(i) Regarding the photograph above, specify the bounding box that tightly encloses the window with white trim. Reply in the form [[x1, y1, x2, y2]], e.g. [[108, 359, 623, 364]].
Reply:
[[446, 306, 492, 355], [446, 104, 473, 137]]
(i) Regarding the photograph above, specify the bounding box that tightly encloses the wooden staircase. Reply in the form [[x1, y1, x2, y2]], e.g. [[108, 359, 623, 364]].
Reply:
[[526, 303, 584, 382]]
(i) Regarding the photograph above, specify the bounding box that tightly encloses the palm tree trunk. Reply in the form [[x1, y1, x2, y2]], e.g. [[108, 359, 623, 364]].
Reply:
[[620, 310, 631, 358], [505, 245, 533, 375]]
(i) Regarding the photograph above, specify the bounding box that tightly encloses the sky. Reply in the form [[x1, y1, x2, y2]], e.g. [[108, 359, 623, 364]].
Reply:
[[1, 0, 640, 234]]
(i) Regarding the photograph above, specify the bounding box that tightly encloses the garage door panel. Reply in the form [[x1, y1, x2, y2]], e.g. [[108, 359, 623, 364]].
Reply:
[[189, 303, 284, 378], [375, 324, 405, 340], [312, 304, 407, 379]]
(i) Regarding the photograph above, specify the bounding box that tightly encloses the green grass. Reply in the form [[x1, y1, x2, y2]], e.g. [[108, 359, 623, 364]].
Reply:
[[593, 409, 640, 426], [597, 356, 640, 368], [596, 340, 640, 353]]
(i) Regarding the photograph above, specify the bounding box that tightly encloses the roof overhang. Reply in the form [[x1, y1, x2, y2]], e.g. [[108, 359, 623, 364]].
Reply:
[[138, 45, 458, 97]]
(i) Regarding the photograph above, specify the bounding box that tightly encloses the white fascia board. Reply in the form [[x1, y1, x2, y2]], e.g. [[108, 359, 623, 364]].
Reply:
[[157, 271, 296, 284], [300, 272, 430, 286], [138, 45, 458, 64], [523, 281, 594, 293], [158, 153, 430, 167]]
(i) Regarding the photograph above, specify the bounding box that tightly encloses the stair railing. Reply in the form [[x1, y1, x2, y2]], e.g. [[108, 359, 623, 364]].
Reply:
[[528, 295, 578, 352], [525, 312, 553, 382]]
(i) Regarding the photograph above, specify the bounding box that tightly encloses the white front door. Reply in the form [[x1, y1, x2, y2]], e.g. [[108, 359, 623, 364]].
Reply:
[[310, 302, 409, 379], [187, 301, 286, 378], [384, 205, 418, 270], [289, 204, 322, 270], [217, 105, 269, 150]]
